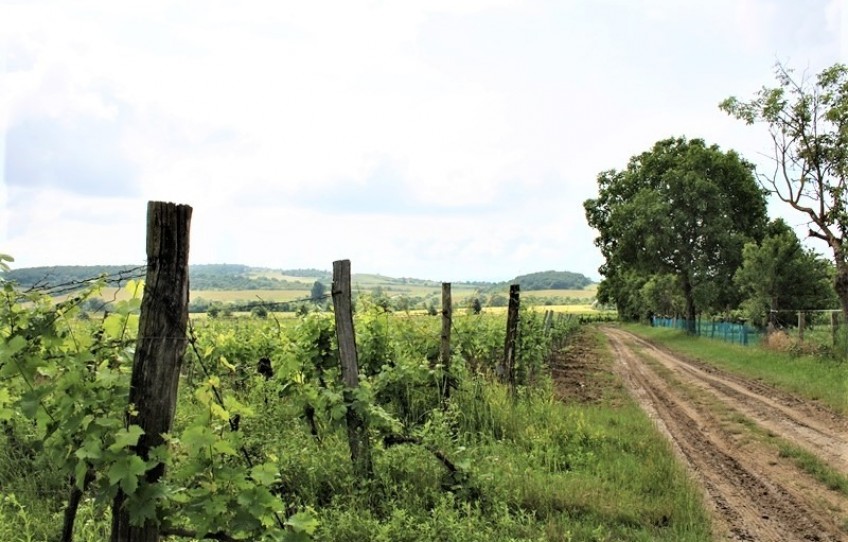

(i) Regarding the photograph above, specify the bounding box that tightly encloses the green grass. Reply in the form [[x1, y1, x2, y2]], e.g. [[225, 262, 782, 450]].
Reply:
[[776, 444, 848, 494], [291, 369, 712, 541], [620, 323, 848, 415]]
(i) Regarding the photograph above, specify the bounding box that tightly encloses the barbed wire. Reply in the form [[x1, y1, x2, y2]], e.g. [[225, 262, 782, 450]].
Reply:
[[19, 265, 148, 297]]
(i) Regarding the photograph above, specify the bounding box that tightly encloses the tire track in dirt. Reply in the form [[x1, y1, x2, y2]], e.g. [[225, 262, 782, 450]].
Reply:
[[621, 331, 848, 474], [603, 327, 848, 541]]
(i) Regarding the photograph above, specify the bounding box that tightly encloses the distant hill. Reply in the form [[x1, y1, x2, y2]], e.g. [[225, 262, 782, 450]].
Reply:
[[1, 265, 592, 292], [0, 265, 145, 289], [489, 270, 593, 292], [0, 264, 332, 291]]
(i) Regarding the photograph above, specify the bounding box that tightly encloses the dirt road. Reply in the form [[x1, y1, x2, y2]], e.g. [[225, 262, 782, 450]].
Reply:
[[601, 327, 848, 541]]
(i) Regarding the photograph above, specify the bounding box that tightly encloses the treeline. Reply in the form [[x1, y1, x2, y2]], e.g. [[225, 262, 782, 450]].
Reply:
[[585, 62, 848, 335], [2, 265, 142, 287], [191, 266, 312, 290]]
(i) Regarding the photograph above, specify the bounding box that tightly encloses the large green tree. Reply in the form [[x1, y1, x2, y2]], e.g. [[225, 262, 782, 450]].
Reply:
[[721, 63, 848, 321], [584, 137, 768, 332], [734, 219, 835, 327]]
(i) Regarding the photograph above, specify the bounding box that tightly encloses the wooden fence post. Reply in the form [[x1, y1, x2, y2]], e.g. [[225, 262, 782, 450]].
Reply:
[[110, 202, 192, 542], [332, 259, 373, 480], [502, 284, 520, 395], [798, 311, 805, 342], [440, 282, 452, 400], [831, 311, 838, 347]]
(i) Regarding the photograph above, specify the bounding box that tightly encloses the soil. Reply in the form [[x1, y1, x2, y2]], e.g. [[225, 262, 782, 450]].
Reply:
[[553, 327, 848, 541]]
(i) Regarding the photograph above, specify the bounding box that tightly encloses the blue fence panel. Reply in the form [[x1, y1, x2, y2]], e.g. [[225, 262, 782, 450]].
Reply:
[[651, 317, 761, 346]]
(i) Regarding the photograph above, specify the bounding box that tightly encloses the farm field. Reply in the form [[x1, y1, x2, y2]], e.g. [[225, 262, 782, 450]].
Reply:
[[602, 324, 848, 540], [480, 304, 611, 316], [521, 286, 598, 299], [88, 276, 599, 313]]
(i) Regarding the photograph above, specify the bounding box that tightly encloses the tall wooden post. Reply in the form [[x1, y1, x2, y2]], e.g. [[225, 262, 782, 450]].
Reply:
[[332, 259, 372, 480], [502, 284, 520, 395], [798, 311, 805, 342], [111, 202, 192, 542], [440, 283, 452, 400], [543, 310, 553, 335]]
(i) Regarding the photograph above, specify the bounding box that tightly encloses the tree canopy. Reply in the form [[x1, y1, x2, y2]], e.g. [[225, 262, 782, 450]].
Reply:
[[721, 62, 848, 320], [584, 137, 768, 332], [734, 219, 835, 327]]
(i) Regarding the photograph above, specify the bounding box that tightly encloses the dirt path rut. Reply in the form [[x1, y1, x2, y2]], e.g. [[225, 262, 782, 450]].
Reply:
[[602, 327, 848, 541]]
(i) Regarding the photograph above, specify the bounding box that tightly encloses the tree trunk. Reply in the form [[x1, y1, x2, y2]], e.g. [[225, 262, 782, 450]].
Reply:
[[833, 255, 848, 321], [681, 273, 697, 335]]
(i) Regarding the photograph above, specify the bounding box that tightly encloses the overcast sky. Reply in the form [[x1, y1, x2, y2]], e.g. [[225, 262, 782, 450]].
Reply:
[[1, 1, 846, 281]]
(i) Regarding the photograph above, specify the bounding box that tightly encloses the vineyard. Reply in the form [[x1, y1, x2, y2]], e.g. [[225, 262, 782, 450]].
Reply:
[[0, 203, 710, 541]]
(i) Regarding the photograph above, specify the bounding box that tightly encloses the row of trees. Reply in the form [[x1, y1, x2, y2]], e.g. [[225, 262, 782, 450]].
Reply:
[[585, 62, 848, 331]]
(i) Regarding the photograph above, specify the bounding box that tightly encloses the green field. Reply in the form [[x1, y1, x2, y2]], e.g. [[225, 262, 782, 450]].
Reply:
[[521, 286, 598, 299]]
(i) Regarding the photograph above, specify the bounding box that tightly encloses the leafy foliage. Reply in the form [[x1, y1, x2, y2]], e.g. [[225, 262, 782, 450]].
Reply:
[[0, 280, 315, 541], [734, 219, 836, 326]]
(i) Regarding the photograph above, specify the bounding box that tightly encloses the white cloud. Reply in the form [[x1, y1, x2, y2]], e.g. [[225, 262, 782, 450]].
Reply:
[[1, 0, 845, 279]]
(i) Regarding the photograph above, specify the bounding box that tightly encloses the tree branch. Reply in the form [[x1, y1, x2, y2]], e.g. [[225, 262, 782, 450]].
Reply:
[[383, 435, 459, 473], [160, 528, 241, 542]]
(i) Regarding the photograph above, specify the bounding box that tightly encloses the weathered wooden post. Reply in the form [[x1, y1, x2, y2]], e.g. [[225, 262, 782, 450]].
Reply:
[[440, 282, 452, 400], [502, 284, 520, 395], [110, 202, 191, 542], [798, 311, 805, 342], [332, 259, 373, 480]]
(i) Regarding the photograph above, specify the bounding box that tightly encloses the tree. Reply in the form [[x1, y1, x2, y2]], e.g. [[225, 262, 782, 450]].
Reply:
[[594, 269, 649, 322], [310, 280, 326, 302], [721, 63, 848, 320], [734, 219, 835, 327], [640, 273, 686, 318], [584, 137, 768, 333]]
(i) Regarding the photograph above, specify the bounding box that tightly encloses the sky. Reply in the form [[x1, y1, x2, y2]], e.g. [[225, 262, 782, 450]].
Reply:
[[1, 0, 846, 282]]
